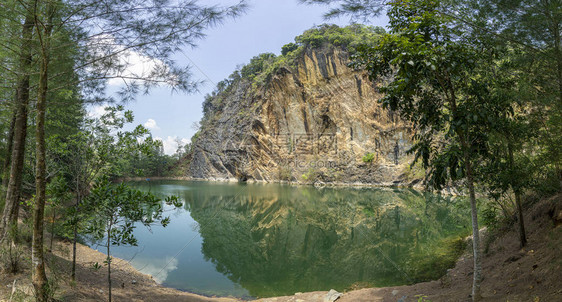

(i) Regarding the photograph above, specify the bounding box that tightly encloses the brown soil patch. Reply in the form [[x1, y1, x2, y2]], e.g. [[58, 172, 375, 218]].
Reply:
[[1, 238, 239, 302], [1, 194, 561, 302]]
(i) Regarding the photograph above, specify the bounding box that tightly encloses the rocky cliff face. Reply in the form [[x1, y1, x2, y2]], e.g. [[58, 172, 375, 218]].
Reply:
[[189, 45, 414, 185]]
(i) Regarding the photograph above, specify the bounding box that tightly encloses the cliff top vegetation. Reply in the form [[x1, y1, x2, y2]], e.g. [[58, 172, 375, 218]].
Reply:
[[201, 24, 385, 120]]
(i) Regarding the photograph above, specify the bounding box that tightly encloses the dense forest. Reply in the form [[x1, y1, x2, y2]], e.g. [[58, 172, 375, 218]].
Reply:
[[0, 0, 561, 302]]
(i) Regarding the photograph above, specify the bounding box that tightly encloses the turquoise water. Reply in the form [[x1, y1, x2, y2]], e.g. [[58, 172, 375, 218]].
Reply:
[[95, 180, 471, 299]]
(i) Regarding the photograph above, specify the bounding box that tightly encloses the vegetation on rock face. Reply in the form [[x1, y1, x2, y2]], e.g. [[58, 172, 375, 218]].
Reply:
[[201, 24, 386, 124], [362, 152, 376, 164], [194, 24, 406, 184]]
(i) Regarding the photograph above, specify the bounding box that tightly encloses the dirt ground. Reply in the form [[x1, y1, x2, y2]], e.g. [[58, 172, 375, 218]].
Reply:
[[1, 194, 561, 302]]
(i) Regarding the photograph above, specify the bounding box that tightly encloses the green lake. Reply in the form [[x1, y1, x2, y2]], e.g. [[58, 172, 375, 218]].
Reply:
[[96, 180, 472, 299]]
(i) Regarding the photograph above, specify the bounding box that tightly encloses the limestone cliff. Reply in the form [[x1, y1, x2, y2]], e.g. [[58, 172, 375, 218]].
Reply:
[[190, 37, 415, 184]]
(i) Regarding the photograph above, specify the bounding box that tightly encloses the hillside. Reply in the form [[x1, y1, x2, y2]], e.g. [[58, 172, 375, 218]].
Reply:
[[189, 25, 418, 185]]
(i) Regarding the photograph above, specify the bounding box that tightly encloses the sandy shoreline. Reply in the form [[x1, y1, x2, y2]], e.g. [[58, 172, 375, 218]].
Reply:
[[117, 176, 463, 196]]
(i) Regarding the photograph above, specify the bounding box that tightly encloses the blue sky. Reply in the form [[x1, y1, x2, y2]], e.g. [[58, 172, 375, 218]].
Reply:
[[96, 0, 388, 155]]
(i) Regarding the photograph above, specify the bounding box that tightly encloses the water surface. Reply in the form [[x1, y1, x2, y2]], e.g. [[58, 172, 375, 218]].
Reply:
[[96, 180, 471, 299]]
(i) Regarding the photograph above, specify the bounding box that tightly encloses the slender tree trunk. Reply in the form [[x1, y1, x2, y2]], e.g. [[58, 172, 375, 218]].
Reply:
[[71, 170, 81, 282], [553, 20, 562, 104], [32, 54, 50, 301], [507, 142, 527, 247], [554, 20, 562, 189], [449, 81, 482, 301], [49, 209, 55, 251], [32, 3, 54, 299], [465, 154, 482, 302], [0, 12, 34, 242], [71, 224, 77, 282], [515, 192, 527, 247], [1, 112, 16, 189], [107, 227, 112, 302]]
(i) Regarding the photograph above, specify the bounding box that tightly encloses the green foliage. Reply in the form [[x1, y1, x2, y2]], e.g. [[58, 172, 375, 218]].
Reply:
[[51, 105, 174, 179], [281, 42, 298, 56], [92, 262, 102, 271], [415, 294, 431, 302], [198, 24, 386, 131], [84, 177, 181, 301], [295, 23, 384, 50], [352, 0, 505, 190], [480, 205, 499, 230], [301, 168, 318, 183], [299, 0, 386, 20], [362, 152, 376, 163], [0, 243, 26, 274], [404, 160, 426, 181], [240, 53, 277, 80], [85, 177, 181, 246]]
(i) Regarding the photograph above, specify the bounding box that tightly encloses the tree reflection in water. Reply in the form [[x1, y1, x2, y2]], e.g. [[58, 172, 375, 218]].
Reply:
[[157, 181, 473, 298]]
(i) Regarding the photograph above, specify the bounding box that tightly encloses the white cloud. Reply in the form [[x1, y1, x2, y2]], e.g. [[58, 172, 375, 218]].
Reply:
[[87, 34, 171, 87], [155, 136, 189, 156], [132, 256, 179, 284], [88, 105, 107, 118], [144, 118, 160, 130], [107, 50, 165, 86]]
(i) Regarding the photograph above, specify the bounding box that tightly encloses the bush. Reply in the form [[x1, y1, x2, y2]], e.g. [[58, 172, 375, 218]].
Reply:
[[281, 42, 298, 56], [277, 166, 293, 181], [0, 243, 25, 274], [481, 206, 500, 230], [295, 24, 384, 50], [362, 152, 376, 163], [404, 160, 425, 181], [301, 168, 318, 183]]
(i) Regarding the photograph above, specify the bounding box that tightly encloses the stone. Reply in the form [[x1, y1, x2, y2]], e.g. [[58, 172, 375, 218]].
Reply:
[[324, 289, 343, 302], [391, 289, 399, 296], [189, 44, 413, 186], [131, 279, 137, 285]]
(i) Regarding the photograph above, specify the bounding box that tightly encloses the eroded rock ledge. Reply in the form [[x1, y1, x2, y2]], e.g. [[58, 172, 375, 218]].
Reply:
[[190, 44, 417, 185]]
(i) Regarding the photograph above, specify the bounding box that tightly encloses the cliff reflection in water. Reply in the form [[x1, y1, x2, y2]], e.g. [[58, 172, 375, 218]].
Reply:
[[158, 181, 472, 298]]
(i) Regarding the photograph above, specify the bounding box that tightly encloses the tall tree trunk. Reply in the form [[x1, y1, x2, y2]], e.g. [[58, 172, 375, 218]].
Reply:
[[0, 12, 34, 242], [32, 51, 50, 302], [554, 18, 562, 104], [465, 154, 482, 302], [32, 3, 54, 299], [49, 208, 55, 251], [1, 112, 16, 189], [550, 14, 562, 189], [71, 224, 77, 282], [508, 142, 527, 247], [451, 83, 482, 301], [515, 192, 527, 247], [71, 165, 81, 282], [107, 227, 112, 302]]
